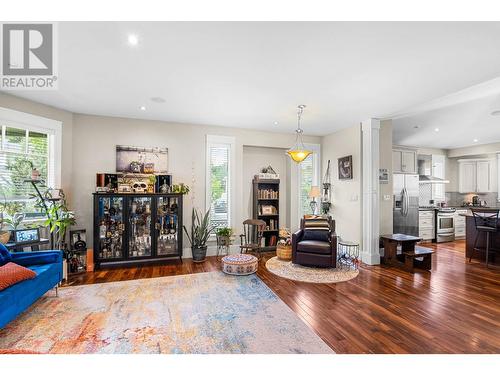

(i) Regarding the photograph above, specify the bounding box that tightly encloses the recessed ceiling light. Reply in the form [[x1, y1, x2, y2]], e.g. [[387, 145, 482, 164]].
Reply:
[[273, 121, 279, 125], [491, 110, 500, 116], [151, 97, 166, 103], [434, 128, 440, 132], [140, 106, 146, 111], [128, 34, 139, 46], [473, 139, 478, 143]]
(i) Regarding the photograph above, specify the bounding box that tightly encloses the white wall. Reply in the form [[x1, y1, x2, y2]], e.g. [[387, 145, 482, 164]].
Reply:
[[321, 124, 362, 243], [242, 146, 289, 227], [71, 114, 320, 257], [0, 93, 74, 202]]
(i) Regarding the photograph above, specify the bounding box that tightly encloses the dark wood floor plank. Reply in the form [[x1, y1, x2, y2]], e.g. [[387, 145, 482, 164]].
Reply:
[[64, 240, 500, 353]]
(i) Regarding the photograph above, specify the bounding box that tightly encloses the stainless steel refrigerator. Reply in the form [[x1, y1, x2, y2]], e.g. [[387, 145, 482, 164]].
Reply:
[[393, 174, 419, 236]]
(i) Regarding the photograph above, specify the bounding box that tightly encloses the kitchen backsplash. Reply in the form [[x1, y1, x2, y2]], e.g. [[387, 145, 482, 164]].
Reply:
[[445, 192, 500, 208], [419, 186, 500, 207]]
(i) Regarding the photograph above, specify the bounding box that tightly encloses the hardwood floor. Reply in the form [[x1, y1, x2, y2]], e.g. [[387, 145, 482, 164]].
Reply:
[[66, 240, 500, 354]]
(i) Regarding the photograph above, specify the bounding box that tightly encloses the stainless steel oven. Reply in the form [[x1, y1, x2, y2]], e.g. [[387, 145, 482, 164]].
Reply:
[[436, 208, 455, 243]]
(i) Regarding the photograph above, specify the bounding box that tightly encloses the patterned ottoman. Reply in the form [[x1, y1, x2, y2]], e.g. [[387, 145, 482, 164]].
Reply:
[[221, 254, 258, 275]]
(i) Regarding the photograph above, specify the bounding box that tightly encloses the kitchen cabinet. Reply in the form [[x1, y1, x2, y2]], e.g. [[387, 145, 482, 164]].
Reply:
[[431, 154, 446, 201], [419, 210, 435, 241], [393, 148, 417, 174], [458, 159, 493, 193], [454, 209, 468, 239]]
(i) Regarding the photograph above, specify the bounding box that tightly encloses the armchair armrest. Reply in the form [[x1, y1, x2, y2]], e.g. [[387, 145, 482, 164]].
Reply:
[[330, 232, 338, 261], [11, 250, 63, 267]]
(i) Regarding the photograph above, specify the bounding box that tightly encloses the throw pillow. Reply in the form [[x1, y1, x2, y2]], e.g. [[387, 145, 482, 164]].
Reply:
[[302, 230, 330, 242], [0, 243, 12, 267], [0, 262, 37, 291]]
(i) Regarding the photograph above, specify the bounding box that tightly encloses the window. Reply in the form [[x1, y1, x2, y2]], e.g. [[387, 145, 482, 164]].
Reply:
[[0, 108, 62, 219], [206, 135, 235, 229], [298, 144, 320, 217]]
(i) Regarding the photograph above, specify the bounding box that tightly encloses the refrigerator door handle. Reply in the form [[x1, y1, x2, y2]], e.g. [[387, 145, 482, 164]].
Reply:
[[402, 188, 408, 217], [405, 188, 410, 217]]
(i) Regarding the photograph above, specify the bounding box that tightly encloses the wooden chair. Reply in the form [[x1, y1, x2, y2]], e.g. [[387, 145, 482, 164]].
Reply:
[[240, 219, 266, 259]]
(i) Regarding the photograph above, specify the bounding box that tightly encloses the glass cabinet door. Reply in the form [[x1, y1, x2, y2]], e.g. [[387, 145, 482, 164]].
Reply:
[[156, 196, 179, 256], [128, 196, 153, 257], [97, 196, 124, 259]]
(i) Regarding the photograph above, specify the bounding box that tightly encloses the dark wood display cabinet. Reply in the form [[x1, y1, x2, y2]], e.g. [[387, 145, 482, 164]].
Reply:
[[252, 177, 280, 251], [93, 193, 183, 269]]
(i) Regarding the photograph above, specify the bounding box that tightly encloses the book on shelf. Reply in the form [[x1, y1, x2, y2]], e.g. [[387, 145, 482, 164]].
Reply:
[[257, 188, 279, 199]]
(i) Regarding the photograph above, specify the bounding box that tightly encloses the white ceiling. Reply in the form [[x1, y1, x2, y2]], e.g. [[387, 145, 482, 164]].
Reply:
[[392, 78, 500, 149], [5, 22, 500, 136]]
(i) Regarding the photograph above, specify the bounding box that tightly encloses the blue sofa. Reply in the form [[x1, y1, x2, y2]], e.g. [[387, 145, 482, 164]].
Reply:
[[0, 245, 63, 329]]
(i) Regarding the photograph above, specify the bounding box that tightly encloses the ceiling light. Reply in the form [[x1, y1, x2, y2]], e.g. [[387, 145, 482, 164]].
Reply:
[[491, 110, 500, 116], [128, 34, 139, 46], [151, 97, 166, 103], [473, 139, 478, 143], [287, 105, 312, 163], [434, 128, 440, 132], [273, 121, 279, 125], [413, 125, 420, 129], [140, 106, 146, 111]]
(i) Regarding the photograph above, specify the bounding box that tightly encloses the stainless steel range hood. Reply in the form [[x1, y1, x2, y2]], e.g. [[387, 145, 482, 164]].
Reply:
[[418, 155, 449, 184]]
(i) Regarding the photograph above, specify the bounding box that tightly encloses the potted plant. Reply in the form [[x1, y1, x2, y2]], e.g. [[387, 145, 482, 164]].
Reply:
[[216, 227, 233, 247], [183, 208, 214, 262], [0, 190, 10, 244]]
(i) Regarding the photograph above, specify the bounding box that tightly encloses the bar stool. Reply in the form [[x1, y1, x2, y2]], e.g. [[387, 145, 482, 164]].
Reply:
[[470, 208, 500, 267]]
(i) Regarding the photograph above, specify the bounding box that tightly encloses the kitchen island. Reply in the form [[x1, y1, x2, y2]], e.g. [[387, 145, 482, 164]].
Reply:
[[461, 210, 500, 265]]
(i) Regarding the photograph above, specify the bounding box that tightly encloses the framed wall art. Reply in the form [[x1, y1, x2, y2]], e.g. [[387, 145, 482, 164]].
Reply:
[[116, 145, 168, 174], [338, 155, 353, 180]]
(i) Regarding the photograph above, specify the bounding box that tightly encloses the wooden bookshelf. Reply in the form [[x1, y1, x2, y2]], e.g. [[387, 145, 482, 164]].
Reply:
[[252, 177, 280, 251]]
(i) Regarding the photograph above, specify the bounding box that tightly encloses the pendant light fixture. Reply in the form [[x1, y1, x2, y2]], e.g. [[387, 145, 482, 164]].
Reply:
[[287, 104, 312, 163]]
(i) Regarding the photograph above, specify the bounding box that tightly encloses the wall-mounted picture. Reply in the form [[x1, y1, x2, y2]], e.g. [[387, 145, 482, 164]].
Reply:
[[338, 155, 353, 180], [116, 145, 168, 174]]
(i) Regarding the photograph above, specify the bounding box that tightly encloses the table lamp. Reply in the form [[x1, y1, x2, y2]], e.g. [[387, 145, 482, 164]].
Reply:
[[308, 186, 321, 214]]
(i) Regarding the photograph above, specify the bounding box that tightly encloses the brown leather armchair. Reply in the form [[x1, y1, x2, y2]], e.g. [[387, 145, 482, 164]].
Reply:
[[292, 217, 337, 268]]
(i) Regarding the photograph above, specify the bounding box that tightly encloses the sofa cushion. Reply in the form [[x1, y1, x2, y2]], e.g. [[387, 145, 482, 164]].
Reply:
[[297, 240, 332, 255], [302, 230, 330, 242], [0, 262, 37, 291], [303, 216, 330, 231], [0, 243, 12, 266]]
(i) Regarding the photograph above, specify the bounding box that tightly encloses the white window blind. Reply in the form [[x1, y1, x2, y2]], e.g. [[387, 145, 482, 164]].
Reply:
[[206, 137, 233, 229], [0, 124, 54, 218], [298, 145, 320, 217]]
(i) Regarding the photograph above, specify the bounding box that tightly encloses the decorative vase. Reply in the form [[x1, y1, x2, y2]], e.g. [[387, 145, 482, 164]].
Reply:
[[218, 236, 231, 247], [192, 245, 207, 263], [0, 230, 11, 244]]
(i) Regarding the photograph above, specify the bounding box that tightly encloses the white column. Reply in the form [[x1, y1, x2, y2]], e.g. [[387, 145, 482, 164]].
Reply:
[[361, 119, 381, 265], [497, 153, 500, 203]]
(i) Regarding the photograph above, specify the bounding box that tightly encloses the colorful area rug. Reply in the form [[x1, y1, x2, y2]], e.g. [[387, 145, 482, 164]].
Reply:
[[266, 257, 359, 283], [0, 272, 333, 354]]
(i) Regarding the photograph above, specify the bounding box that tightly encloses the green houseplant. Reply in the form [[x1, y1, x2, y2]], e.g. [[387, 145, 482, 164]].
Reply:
[[183, 208, 214, 262], [216, 227, 233, 247]]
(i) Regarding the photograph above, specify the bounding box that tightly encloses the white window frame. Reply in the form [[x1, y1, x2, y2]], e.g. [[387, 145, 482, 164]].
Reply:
[[0, 107, 62, 189], [206, 135, 236, 230], [297, 143, 321, 218]]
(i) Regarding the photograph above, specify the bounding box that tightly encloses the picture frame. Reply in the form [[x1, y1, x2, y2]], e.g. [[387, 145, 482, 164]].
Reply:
[[70, 229, 87, 251], [116, 145, 169, 174], [338, 155, 353, 180], [14, 228, 40, 245]]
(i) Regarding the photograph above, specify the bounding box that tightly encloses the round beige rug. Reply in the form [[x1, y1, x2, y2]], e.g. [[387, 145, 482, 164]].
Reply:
[[265, 256, 359, 284]]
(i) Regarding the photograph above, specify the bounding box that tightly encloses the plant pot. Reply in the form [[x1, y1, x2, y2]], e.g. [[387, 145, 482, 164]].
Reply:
[[218, 236, 231, 247], [0, 230, 11, 244], [192, 245, 207, 263]]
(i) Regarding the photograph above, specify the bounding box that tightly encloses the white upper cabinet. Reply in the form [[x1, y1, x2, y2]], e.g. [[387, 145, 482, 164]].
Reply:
[[458, 159, 493, 193], [431, 154, 446, 200], [393, 147, 417, 174]]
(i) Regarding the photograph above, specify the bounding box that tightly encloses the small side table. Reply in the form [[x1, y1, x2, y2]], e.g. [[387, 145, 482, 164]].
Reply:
[[216, 235, 232, 260], [338, 240, 360, 269]]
